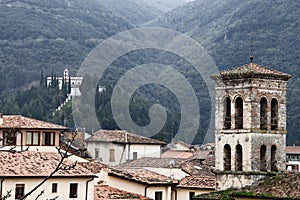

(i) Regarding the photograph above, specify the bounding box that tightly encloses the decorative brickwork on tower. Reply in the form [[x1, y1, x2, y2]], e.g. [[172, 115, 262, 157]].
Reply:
[[211, 62, 291, 190]]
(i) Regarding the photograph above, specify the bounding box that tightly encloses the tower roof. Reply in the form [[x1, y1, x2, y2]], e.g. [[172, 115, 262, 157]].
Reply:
[[211, 62, 291, 81]]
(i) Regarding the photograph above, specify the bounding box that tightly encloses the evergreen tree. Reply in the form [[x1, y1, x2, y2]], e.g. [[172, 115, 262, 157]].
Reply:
[[68, 76, 71, 95], [40, 70, 44, 87]]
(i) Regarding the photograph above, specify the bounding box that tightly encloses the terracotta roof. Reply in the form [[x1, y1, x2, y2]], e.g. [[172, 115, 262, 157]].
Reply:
[[94, 184, 152, 200], [0, 115, 67, 130], [0, 151, 94, 177], [161, 150, 193, 159], [79, 161, 109, 174], [117, 157, 187, 168], [195, 172, 300, 199], [109, 168, 177, 185], [286, 146, 300, 154], [86, 130, 165, 145], [236, 172, 300, 199], [211, 62, 291, 81], [181, 158, 215, 177], [178, 176, 215, 189]]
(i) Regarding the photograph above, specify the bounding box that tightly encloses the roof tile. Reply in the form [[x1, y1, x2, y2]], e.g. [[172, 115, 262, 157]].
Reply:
[[211, 63, 291, 81], [94, 184, 152, 200], [0, 151, 94, 177], [0, 115, 67, 130], [86, 130, 165, 145]]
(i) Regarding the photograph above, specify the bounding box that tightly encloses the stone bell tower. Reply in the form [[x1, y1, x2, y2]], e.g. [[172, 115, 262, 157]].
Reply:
[[211, 61, 291, 191]]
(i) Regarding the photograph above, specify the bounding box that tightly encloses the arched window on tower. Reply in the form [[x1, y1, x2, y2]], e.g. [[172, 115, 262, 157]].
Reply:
[[224, 97, 231, 129], [235, 97, 243, 129], [235, 144, 243, 171], [260, 97, 268, 130], [271, 145, 278, 172], [260, 145, 267, 171], [271, 98, 278, 130], [224, 144, 231, 171]]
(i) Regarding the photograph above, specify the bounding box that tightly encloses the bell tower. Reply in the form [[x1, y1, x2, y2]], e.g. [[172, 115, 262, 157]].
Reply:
[[211, 62, 291, 190]]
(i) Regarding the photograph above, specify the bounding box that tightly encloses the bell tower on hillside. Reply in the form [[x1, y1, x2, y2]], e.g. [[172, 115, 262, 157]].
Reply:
[[211, 61, 291, 191]]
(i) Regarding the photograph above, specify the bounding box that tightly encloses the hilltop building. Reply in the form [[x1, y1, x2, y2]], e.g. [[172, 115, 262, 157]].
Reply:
[[211, 62, 291, 190], [47, 69, 83, 96]]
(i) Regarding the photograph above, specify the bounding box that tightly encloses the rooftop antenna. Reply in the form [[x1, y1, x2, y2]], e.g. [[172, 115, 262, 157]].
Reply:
[[250, 32, 254, 63]]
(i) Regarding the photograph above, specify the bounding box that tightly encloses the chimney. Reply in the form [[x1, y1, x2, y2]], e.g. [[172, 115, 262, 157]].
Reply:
[[0, 113, 3, 125]]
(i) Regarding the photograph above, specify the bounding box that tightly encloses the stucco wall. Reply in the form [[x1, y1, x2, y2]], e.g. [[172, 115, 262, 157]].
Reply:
[[175, 188, 214, 200], [128, 144, 161, 159], [87, 142, 162, 166], [108, 176, 172, 200], [87, 142, 126, 166], [1, 177, 94, 200]]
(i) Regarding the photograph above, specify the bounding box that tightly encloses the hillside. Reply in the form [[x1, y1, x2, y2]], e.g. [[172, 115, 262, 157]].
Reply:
[[137, 0, 193, 12], [0, 0, 134, 94], [96, 0, 162, 25], [2, 0, 300, 145], [152, 0, 300, 144]]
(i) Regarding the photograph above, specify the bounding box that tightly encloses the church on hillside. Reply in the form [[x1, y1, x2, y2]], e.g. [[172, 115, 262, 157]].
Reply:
[[46, 68, 83, 96]]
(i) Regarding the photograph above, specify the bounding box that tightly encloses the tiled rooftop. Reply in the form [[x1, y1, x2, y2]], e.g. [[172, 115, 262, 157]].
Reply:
[[178, 176, 215, 189], [79, 161, 109, 174], [211, 62, 291, 81], [161, 150, 193, 159], [117, 157, 187, 168], [109, 167, 177, 185], [0, 151, 94, 177], [0, 115, 67, 130], [86, 130, 166, 145], [195, 172, 300, 199], [181, 158, 215, 177], [94, 184, 152, 200], [286, 146, 300, 154]]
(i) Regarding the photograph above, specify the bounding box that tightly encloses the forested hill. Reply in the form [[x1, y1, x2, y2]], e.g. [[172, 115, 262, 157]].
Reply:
[[152, 0, 300, 144], [0, 0, 134, 94], [96, 0, 162, 25]]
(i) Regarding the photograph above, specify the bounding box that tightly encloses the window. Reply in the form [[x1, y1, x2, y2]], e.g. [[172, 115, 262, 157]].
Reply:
[[271, 98, 278, 130], [235, 97, 243, 129], [3, 131, 16, 145], [260, 145, 267, 171], [224, 97, 231, 129], [15, 184, 25, 199], [109, 149, 115, 162], [26, 132, 39, 145], [52, 183, 58, 193], [95, 148, 99, 159], [260, 97, 268, 130], [42, 132, 55, 146], [235, 144, 243, 171], [69, 183, 78, 198], [189, 192, 195, 200], [133, 152, 138, 160], [223, 144, 231, 171], [155, 191, 163, 200], [271, 145, 277, 171]]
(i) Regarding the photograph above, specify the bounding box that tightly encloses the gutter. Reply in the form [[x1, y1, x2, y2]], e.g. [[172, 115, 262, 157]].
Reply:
[[85, 177, 94, 200], [0, 178, 4, 198], [172, 188, 177, 200], [144, 185, 150, 197]]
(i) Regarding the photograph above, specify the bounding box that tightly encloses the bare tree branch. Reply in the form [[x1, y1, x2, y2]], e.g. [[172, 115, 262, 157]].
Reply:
[[17, 131, 78, 200]]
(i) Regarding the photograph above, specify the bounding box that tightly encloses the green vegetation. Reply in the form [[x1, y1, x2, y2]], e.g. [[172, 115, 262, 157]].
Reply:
[[152, 0, 300, 145], [2, 0, 300, 144]]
